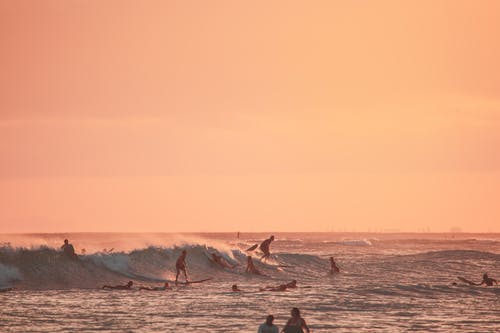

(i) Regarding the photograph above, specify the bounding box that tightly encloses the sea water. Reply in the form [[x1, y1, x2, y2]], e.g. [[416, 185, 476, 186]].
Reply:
[[0, 233, 499, 332]]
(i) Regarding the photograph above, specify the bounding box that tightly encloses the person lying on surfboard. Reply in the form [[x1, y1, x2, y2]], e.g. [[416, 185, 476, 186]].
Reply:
[[245, 256, 262, 275], [210, 253, 237, 269], [260, 280, 297, 292], [330, 257, 340, 274], [259, 235, 274, 261], [139, 282, 171, 291], [102, 281, 133, 290], [175, 250, 189, 284]]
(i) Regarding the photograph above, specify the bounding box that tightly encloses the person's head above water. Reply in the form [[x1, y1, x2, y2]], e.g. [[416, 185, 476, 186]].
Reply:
[[182, 250, 187, 255], [126, 281, 133, 287], [483, 273, 489, 279], [64, 239, 68, 244], [291, 307, 301, 318], [270, 235, 275, 241], [231, 284, 239, 291], [247, 255, 252, 261], [265, 315, 274, 326]]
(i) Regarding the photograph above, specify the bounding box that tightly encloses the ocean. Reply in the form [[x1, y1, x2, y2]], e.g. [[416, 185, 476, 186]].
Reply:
[[0, 233, 499, 332]]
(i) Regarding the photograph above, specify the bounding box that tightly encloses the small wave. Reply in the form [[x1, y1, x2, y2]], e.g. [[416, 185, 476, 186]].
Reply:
[[336, 239, 373, 246]]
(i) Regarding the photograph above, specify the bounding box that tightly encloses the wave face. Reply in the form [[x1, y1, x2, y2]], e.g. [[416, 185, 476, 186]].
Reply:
[[0, 233, 499, 291]]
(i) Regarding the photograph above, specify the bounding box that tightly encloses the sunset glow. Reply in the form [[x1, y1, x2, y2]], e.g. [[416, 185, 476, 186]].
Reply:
[[1, 0, 499, 232]]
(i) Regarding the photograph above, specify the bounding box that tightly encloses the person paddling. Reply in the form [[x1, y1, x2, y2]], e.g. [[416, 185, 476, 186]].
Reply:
[[102, 281, 133, 290]]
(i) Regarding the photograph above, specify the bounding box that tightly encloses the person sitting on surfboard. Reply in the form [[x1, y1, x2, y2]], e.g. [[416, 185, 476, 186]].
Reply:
[[102, 281, 133, 290], [245, 256, 262, 275], [458, 273, 498, 286], [479, 273, 498, 286], [330, 257, 340, 274], [259, 235, 274, 261], [61, 239, 78, 260], [175, 250, 189, 284], [139, 282, 171, 291]]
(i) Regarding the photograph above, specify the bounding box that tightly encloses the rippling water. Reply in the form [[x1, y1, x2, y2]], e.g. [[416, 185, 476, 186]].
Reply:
[[0, 233, 499, 332]]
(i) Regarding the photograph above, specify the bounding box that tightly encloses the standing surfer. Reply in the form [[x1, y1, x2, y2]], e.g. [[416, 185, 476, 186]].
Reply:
[[175, 250, 189, 284], [259, 235, 274, 261]]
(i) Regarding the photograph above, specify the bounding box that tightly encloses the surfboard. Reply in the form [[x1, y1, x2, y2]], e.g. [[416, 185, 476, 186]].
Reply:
[[246, 244, 258, 251], [176, 278, 213, 285], [458, 276, 477, 285]]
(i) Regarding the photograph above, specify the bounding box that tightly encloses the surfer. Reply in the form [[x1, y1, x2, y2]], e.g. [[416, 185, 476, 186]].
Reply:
[[260, 284, 287, 292], [245, 256, 262, 275], [458, 273, 498, 286], [175, 250, 189, 284], [258, 315, 279, 333], [282, 307, 310, 333], [479, 273, 498, 286], [61, 239, 77, 260], [330, 257, 340, 273], [259, 235, 274, 261], [102, 281, 133, 290], [210, 253, 236, 269], [260, 280, 296, 292], [231, 284, 242, 292], [139, 282, 171, 291]]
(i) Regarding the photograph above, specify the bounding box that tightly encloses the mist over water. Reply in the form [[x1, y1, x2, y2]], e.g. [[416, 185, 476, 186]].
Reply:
[[0, 233, 499, 332]]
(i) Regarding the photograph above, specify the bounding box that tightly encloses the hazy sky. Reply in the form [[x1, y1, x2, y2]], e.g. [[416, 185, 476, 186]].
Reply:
[[1, 0, 499, 232]]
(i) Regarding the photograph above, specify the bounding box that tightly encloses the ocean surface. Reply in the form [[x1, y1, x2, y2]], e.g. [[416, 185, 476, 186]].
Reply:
[[0, 232, 499, 332]]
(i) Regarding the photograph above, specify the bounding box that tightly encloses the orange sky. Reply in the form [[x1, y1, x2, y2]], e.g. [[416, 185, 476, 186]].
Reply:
[[0, 0, 499, 232]]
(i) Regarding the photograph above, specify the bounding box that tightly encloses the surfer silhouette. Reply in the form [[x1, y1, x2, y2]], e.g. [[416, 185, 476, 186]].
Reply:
[[282, 307, 310, 333], [479, 273, 497, 286], [258, 315, 279, 333], [259, 235, 274, 261], [102, 281, 133, 290], [175, 250, 189, 284], [245, 255, 262, 275], [61, 239, 77, 260], [458, 273, 498, 286], [330, 257, 340, 273]]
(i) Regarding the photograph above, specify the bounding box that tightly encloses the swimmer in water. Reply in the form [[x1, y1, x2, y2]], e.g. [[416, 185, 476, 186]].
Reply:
[[102, 281, 133, 290], [258, 315, 279, 333], [282, 307, 310, 333], [231, 284, 242, 292]]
